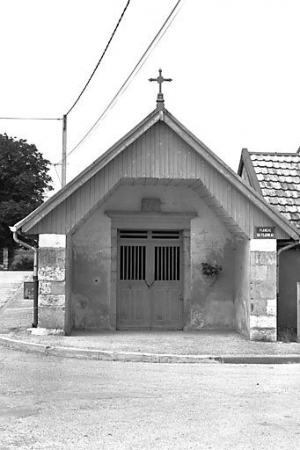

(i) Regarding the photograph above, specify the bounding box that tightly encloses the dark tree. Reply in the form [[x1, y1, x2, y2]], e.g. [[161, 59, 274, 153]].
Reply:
[[0, 133, 53, 249]]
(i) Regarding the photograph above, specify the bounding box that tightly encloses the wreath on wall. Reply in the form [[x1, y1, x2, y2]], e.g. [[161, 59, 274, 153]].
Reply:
[[201, 262, 222, 278]]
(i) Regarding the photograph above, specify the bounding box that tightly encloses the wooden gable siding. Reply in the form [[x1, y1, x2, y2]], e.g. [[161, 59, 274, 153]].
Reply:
[[192, 167, 289, 239], [26, 121, 289, 238]]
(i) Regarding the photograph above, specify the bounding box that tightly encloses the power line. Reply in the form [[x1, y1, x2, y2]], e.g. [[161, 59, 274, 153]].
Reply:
[[65, 0, 131, 117], [0, 1, 131, 124], [53, 164, 62, 185], [0, 117, 62, 121], [64, 0, 184, 160]]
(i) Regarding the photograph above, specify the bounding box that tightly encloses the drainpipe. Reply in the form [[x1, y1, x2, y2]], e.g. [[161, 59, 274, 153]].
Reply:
[[10, 226, 38, 328], [277, 241, 300, 328]]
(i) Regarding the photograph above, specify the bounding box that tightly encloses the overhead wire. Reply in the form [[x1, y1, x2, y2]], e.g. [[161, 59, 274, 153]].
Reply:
[[65, 0, 131, 117], [63, 0, 184, 161], [0, 117, 62, 121], [0, 1, 131, 123], [53, 164, 62, 185]]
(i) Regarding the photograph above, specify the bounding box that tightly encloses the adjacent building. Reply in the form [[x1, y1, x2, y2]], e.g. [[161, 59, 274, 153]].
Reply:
[[238, 148, 300, 332]]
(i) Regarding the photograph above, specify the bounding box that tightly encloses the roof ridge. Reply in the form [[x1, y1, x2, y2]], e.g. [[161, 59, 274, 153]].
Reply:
[[249, 151, 299, 156]]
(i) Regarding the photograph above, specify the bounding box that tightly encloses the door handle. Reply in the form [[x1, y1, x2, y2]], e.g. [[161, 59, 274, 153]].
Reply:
[[144, 279, 155, 289]]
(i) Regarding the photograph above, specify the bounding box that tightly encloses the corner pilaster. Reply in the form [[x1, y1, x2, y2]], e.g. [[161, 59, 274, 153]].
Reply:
[[38, 234, 66, 330], [249, 239, 277, 341]]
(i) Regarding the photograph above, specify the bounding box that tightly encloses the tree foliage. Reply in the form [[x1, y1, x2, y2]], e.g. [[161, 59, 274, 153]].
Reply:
[[0, 133, 53, 248]]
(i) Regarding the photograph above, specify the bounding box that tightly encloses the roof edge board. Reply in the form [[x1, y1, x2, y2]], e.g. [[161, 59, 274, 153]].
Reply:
[[248, 151, 299, 156], [163, 112, 300, 240], [239, 148, 262, 194], [15, 108, 162, 232], [15, 106, 300, 241]]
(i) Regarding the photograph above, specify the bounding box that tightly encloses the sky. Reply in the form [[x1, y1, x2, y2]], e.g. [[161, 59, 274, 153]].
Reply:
[[1, 0, 300, 194]]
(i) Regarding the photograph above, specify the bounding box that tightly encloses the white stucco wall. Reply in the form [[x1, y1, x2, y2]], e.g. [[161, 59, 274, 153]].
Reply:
[[71, 184, 236, 330]]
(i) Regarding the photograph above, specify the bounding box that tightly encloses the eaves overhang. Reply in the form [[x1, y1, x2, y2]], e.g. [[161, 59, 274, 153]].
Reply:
[[13, 107, 300, 241]]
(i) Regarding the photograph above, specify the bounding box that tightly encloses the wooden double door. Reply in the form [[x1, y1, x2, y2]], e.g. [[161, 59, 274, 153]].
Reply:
[[117, 229, 183, 330]]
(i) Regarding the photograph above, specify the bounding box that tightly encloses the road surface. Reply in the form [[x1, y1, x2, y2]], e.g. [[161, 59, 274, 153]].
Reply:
[[0, 347, 300, 449]]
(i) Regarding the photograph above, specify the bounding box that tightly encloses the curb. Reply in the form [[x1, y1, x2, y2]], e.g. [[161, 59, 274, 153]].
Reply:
[[1, 335, 300, 364]]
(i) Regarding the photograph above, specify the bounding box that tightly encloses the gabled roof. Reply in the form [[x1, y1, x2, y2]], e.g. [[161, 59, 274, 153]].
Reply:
[[238, 148, 300, 229], [14, 107, 300, 240]]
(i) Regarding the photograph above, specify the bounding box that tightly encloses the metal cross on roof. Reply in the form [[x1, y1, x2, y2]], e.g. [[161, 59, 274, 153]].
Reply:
[[149, 69, 172, 108]]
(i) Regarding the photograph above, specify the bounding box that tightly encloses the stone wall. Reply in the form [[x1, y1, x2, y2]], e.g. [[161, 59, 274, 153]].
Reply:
[[249, 239, 277, 341], [233, 239, 250, 338], [38, 234, 66, 330], [72, 213, 112, 330], [72, 184, 235, 331]]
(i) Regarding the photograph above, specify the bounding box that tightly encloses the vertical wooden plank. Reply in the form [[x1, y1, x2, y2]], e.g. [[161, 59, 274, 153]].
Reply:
[[86, 179, 92, 214], [94, 171, 101, 202], [163, 122, 167, 178], [112, 153, 118, 185], [186, 149, 192, 178], [108, 160, 115, 191], [181, 141, 187, 178], [155, 122, 160, 178], [103, 163, 109, 195], [122, 144, 128, 177], [132, 139, 137, 178], [128, 145, 134, 178], [136, 135, 142, 178], [215, 171, 224, 203], [145, 128, 151, 178], [172, 128, 177, 179], [141, 132, 146, 178], [150, 124, 155, 178], [90, 173, 95, 207], [70, 194, 76, 229]]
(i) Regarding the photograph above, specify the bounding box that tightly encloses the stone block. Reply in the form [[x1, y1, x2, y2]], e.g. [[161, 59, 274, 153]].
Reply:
[[250, 265, 268, 281], [111, 238, 117, 248], [110, 258, 117, 273], [266, 299, 276, 316], [250, 239, 276, 252], [250, 327, 276, 342], [250, 314, 276, 329], [39, 234, 66, 248], [39, 247, 66, 267], [267, 264, 277, 279], [111, 271, 117, 282], [182, 230, 191, 238], [39, 281, 66, 295], [39, 306, 65, 329], [111, 247, 118, 259], [111, 228, 117, 239], [252, 251, 276, 266], [39, 294, 65, 307], [251, 299, 276, 316], [38, 266, 65, 282], [250, 281, 276, 300], [109, 313, 117, 330], [250, 299, 267, 315]]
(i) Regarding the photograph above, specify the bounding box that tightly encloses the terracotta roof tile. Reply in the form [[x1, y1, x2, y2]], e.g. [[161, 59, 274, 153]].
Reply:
[[250, 152, 300, 228]]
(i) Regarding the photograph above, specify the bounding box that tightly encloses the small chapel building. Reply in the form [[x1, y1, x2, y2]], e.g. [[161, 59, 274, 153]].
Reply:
[[12, 73, 300, 341]]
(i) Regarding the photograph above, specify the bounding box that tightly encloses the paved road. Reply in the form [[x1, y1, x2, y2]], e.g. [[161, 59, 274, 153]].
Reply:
[[1, 347, 300, 450], [0, 271, 31, 311]]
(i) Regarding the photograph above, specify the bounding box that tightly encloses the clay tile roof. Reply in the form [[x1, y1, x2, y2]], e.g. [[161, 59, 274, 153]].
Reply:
[[250, 152, 300, 228]]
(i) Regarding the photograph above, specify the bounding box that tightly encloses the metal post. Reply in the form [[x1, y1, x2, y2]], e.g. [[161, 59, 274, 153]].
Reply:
[[62, 114, 67, 187], [297, 282, 300, 343], [10, 227, 38, 328], [33, 272, 38, 328]]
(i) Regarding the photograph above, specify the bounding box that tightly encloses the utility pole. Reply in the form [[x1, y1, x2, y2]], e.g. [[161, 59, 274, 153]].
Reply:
[[62, 114, 67, 187]]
